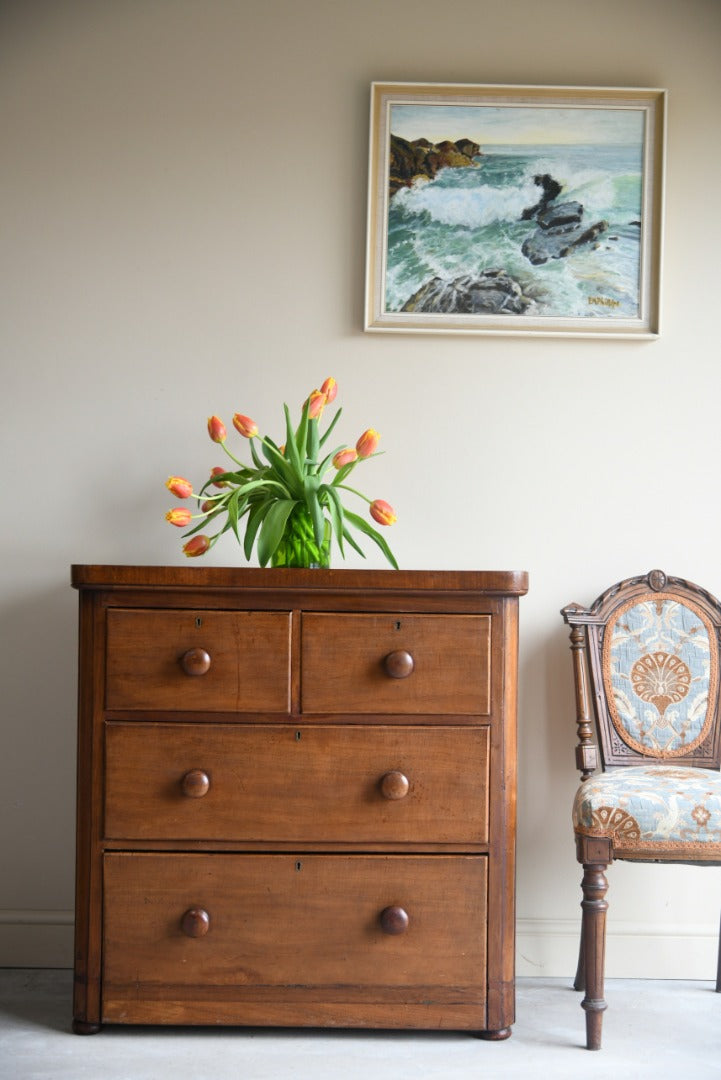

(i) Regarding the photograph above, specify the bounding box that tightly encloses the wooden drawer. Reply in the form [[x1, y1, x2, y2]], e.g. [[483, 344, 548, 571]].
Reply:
[[105, 723, 489, 844], [102, 852, 487, 1027], [105, 609, 291, 712], [301, 614, 491, 714]]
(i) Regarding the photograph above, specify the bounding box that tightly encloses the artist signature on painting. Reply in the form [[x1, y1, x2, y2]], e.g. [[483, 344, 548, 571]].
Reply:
[[588, 295, 620, 309]]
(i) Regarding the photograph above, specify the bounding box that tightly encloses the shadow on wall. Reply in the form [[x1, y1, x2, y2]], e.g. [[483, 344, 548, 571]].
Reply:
[[1, 579, 78, 906]]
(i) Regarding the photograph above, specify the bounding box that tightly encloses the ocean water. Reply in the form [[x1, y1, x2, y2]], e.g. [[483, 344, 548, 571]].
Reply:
[[385, 142, 644, 319]]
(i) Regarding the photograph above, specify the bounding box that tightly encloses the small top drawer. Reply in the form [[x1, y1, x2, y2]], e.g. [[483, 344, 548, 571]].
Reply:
[[301, 614, 491, 714], [105, 609, 291, 712]]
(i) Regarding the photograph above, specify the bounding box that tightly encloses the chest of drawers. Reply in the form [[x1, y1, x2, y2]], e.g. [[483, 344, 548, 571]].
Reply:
[[71, 566, 527, 1038]]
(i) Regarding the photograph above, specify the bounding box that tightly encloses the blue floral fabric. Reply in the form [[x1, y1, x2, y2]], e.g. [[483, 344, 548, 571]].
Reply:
[[604, 596, 716, 757], [573, 765, 721, 859]]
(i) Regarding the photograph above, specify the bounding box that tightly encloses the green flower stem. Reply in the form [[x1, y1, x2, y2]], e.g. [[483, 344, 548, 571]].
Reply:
[[219, 440, 247, 469], [336, 483, 372, 505]]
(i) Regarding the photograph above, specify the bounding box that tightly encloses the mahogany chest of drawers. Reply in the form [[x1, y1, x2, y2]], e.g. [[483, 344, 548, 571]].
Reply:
[[71, 566, 527, 1037]]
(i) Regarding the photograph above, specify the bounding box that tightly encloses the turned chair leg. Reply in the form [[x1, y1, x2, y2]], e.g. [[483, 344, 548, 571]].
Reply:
[[574, 927, 585, 992], [579, 862, 609, 1050]]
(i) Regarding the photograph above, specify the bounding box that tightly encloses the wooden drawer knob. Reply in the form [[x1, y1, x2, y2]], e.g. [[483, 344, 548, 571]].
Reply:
[[383, 650, 414, 679], [380, 905, 409, 935], [181, 907, 210, 938], [181, 648, 211, 676], [380, 770, 409, 800], [180, 769, 210, 798]]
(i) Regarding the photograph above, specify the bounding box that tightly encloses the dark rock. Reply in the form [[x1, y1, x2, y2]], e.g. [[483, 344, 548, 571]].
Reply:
[[521, 173, 563, 221], [522, 219, 609, 265], [455, 138, 482, 159], [401, 268, 531, 315], [388, 134, 480, 197], [537, 201, 584, 230]]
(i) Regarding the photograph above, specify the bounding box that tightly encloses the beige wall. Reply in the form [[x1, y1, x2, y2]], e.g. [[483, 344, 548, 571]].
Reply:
[[2, 0, 720, 976]]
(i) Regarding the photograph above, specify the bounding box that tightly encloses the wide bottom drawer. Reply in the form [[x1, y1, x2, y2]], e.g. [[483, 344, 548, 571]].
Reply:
[[102, 853, 488, 1029]]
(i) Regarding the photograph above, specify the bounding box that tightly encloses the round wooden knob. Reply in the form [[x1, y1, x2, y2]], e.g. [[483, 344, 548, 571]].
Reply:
[[380, 905, 409, 935], [383, 650, 415, 679], [181, 907, 210, 937], [181, 648, 211, 676], [380, 770, 409, 800], [180, 769, 210, 798]]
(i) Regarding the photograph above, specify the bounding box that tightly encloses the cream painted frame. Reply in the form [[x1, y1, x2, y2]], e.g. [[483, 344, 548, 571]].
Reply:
[[365, 82, 666, 338]]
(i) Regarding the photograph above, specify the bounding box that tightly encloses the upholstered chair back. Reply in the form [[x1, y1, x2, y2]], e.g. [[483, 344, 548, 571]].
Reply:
[[564, 569, 721, 772]]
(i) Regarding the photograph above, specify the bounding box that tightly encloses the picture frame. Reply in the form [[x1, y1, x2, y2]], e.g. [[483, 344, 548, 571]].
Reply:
[[365, 82, 666, 338]]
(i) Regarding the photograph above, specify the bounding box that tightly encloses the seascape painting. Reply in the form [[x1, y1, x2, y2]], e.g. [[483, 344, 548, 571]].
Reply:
[[365, 85, 665, 337]]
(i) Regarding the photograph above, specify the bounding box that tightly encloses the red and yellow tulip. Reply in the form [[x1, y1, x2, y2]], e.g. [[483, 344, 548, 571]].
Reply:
[[165, 507, 193, 527], [165, 476, 193, 499], [232, 413, 258, 438], [320, 376, 337, 404], [209, 466, 228, 487], [369, 499, 397, 526], [182, 535, 211, 558], [207, 415, 227, 443], [307, 390, 326, 420], [356, 428, 380, 458], [333, 448, 358, 469]]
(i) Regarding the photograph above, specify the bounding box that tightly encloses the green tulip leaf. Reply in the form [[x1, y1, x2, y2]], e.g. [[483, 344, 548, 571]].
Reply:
[[307, 416, 320, 467], [322, 484, 345, 557], [340, 525, 366, 558], [283, 404, 303, 476], [304, 485, 325, 548], [257, 499, 298, 567], [294, 400, 310, 463], [343, 509, 399, 570], [243, 500, 271, 561], [318, 406, 342, 448]]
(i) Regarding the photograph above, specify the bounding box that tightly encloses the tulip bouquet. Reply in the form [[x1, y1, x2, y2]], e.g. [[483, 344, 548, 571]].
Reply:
[[165, 378, 398, 569]]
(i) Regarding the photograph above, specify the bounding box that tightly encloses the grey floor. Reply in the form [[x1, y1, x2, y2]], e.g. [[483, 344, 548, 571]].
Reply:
[[1, 969, 719, 1080]]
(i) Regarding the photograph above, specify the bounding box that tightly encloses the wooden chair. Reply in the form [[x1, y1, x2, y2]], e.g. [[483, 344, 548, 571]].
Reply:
[[561, 569, 721, 1050]]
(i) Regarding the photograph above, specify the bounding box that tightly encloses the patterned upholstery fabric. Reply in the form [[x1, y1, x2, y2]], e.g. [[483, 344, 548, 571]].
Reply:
[[573, 765, 721, 860], [603, 594, 717, 757]]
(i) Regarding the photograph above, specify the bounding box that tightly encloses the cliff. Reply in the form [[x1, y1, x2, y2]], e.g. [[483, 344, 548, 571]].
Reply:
[[388, 134, 481, 197]]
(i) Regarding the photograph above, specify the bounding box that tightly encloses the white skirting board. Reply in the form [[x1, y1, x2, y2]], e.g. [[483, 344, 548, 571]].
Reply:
[[0, 911, 74, 969], [0, 911, 717, 978], [516, 918, 719, 979]]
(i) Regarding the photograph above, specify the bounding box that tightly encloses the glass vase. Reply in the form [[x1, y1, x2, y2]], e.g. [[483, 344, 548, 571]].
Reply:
[[271, 505, 331, 569]]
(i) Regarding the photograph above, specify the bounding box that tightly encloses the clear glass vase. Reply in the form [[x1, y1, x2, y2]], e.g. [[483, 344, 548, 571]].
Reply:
[[270, 505, 331, 568]]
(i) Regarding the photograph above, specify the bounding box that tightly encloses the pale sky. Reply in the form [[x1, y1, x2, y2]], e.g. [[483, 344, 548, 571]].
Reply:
[[389, 104, 645, 146]]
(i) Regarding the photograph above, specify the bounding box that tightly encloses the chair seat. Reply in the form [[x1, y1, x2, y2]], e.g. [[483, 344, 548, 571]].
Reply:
[[573, 765, 721, 860]]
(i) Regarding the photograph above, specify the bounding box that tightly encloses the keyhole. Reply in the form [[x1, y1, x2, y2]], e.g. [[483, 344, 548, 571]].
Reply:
[[295, 861, 302, 871], [295, 731, 302, 742], [195, 617, 203, 628], [395, 621, 402, 630]]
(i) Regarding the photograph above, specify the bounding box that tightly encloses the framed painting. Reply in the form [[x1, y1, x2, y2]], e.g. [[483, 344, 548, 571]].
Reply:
[[365, 83, 666, 338]]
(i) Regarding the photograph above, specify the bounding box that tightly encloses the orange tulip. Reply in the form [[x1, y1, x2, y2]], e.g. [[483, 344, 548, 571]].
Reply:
[[166, 507, 193, 527], [210, 466, 228, 487], [165, 475, 193, 499], [356, 428, 380, 458], [320, 377, 337, 404], [207, 415, 227, 443], [233, 413, 258, 438], [369, 499, 396, 526], [183, 535, 211, 557], [333, 447, 358, 469], [307, 390, 326, 420], [201, 500, 215, 514]]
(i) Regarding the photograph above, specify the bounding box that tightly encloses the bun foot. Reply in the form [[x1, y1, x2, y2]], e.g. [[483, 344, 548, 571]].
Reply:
[[473, 1027, 512, 1040], [72, 1018, 101, 1035]]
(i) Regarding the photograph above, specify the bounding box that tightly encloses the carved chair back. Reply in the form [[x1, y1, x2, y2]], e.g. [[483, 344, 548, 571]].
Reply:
[[563, 569, 721, 778]]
